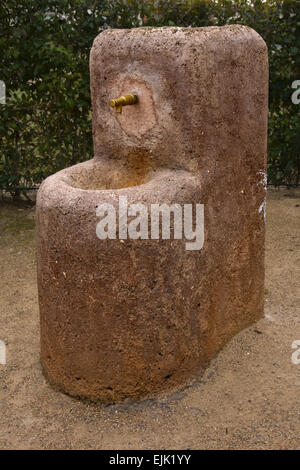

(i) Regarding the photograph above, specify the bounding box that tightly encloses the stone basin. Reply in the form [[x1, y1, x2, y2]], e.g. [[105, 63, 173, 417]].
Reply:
[[36, 26, 268, 403]]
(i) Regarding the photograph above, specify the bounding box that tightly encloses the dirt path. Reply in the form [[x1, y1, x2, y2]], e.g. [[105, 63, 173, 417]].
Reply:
[[0, 189, 299, 450]]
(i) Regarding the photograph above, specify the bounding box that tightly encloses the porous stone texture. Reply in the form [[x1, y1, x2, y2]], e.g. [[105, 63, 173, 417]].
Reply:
[[36, 26, 268, 403]]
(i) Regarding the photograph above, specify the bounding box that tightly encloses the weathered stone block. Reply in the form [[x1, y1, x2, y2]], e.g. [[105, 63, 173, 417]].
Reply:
[[37, 26, 268, 403]]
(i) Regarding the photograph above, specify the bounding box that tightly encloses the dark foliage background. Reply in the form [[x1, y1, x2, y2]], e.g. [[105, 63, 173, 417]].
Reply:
[[0, 0, 299, 195]]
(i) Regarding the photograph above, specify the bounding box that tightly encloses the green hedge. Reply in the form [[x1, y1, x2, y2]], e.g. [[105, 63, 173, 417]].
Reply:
[[0, 0, 299, 194]]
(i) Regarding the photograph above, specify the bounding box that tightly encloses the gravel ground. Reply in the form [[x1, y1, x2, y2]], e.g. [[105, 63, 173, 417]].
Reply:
[[0, 188, 299, 450]]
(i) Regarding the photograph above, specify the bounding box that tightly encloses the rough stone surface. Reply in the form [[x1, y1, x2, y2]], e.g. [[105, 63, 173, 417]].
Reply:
[[36, 26, 268, 403]]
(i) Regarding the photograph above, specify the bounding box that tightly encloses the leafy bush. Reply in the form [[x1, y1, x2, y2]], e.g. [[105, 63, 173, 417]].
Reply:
[[0, 0, 299, 194]]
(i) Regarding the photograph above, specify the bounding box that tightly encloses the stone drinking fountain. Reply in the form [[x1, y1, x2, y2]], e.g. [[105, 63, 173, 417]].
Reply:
[[36, 26, 268, 403]]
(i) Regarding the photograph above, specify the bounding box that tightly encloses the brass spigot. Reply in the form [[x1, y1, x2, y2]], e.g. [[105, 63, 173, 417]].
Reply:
[[109, 93, 138, 113]]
